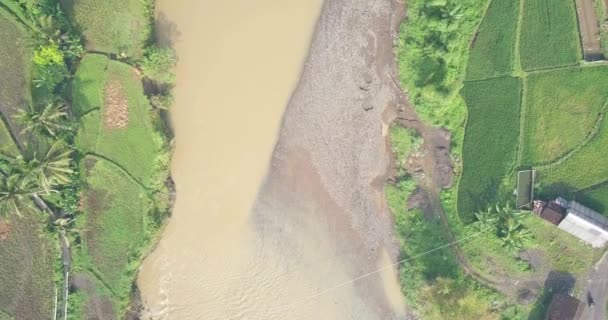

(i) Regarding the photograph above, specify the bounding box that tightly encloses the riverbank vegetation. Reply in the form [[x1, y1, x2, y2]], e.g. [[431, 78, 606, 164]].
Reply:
[[0, 0, 174, 319], [396, 0, 607, 318]]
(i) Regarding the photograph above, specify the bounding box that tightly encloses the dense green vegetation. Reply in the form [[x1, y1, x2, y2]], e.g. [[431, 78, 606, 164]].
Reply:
[[458, 77, 521, 221], [397, 0, 487, 129], [387, 127, 511, 319], [522, 67, 608, 165], [0, 0, 173, 318], [397, 0, 605, 317], [61, 0, 150, 58], [519, 0, 581, 71], [74, 54, 166, 185], [466, 0, 520, 80]]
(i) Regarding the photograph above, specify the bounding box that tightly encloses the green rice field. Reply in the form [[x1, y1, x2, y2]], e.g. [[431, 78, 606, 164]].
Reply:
[[61, 0, 149, 57], [465, 0, 520, 80], [0, 216, 56, 320], [458, 76, 521, 221], [74, 54, 164, 185], [519, 0, 581, 71], [80, 156, 150, 304], [521, 67, 608, 166], [0, 8, 30, 146]]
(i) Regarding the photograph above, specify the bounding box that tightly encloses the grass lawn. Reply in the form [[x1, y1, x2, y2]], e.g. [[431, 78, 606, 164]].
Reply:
[[61, 0, 149, 57], [519, 0, 581, 71], [521, 67, 608, 165], [0, 215, 56, 320], [465, 0, 520, 80], [0, 8, 30, 147], [458, 77, 521, 222], [74, 54, 163, 185], [80, 156, 150, 305]]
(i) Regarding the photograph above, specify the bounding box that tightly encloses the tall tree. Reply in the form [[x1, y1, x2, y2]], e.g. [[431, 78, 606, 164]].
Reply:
[[22, 141, 73, 195], [0, 168, 44, 217], [15, 100, 69, 138]]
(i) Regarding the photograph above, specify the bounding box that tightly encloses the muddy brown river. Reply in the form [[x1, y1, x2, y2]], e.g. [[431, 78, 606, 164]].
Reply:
[[138, 0, 408, 319]]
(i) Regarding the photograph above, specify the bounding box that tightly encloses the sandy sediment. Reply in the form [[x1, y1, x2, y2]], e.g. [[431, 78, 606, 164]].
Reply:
[[251, 0, 413, 318]]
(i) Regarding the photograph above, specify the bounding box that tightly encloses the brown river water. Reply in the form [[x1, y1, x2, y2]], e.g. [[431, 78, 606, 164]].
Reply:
[[138, 1, 407, 319]]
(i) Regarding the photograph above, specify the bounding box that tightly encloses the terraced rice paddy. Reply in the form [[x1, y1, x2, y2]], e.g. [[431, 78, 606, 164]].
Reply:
[[519, 0, 581, 70], [459, 0, 608, 220], [0, 8, 57, 320], [74, 54, 164, 185], [458, 77, 521, 221], [61, 0, 149, 57], [79, 156, 150, 303], [465, 0, 520, 80]]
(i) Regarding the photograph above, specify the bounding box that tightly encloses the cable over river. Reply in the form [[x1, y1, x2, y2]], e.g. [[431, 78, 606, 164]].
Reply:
[[138, 0, 409, 319]]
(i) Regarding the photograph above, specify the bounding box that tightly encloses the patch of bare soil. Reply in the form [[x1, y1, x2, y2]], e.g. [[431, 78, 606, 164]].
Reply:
[[104, 81, 129, 129], [406, 187, 433, 219], [0, 221, 10, 241], [576, 0, 604, 61], [70, 273, 116, 320]]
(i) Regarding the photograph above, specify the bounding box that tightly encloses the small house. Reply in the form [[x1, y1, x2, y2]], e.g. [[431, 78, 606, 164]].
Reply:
[[535, 197, 608, 247]]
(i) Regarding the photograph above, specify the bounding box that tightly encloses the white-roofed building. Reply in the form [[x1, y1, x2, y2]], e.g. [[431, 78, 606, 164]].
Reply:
[[557, 200, 608, 248]]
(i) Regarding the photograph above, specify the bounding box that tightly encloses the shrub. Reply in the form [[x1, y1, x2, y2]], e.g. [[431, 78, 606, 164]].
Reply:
[[33, 43, 64, 65], [141, 46, 176, 85], [149, 92, 173, 110]]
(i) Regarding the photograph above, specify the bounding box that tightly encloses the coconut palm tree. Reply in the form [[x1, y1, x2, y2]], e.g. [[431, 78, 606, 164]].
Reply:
[[15, 100, 69, 138], [0, 168, 45, 217], [22, 141, 73, 195]]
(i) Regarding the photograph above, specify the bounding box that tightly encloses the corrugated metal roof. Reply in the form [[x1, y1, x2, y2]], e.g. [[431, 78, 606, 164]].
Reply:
[[558, 203, 608, 247]]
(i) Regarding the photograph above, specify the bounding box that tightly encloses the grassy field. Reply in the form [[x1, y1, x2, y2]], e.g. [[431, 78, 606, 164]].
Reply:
[[74, 54, 164, 185], [79, 156, 150, 306], [519, 0, 581, 71], [0, 215, 56, 320], [521, 67, 608, 165], [61, 0, 150, 57], [0, 8, 30, 147], [465, 0, 520, 80], [458, 77, 521, 222]]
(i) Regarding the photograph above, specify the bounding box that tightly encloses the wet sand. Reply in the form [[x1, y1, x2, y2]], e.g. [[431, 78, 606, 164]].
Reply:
[[138, 0, 411, 319]]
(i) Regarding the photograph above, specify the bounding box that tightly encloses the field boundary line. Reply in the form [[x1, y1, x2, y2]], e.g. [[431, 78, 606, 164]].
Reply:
[[579, 179, 608, 193], [513, 0, 525, 76], [534, 97, 608, 170], [84, 153, 148, 191], [524, 62, 582, 75]]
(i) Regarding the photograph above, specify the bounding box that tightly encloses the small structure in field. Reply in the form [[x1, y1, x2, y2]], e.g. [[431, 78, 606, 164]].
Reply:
[[533, 200, 566, 225], [534, 197, 608, 247], [545, 294, 583, 320], [516, 170, 535, 210]]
